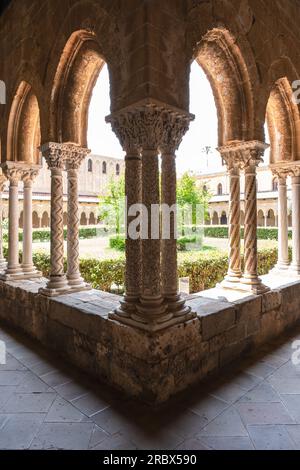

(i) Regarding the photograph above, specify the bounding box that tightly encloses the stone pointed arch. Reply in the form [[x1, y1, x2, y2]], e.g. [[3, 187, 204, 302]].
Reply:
[[266, 62, 300, 163], [194, 27, 256, 146], [49, 30, 106, 146], [6, 81, 41, 164]]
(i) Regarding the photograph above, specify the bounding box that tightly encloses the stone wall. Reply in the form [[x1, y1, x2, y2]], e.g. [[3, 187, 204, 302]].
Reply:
[[0, 275, 299, 404]]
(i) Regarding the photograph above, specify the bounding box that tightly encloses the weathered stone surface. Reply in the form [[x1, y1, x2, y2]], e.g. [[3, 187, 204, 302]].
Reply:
[[201, 307, 236, 341]]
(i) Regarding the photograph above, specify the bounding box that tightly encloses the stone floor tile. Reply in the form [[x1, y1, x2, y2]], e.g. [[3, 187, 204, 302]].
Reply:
[[54, 380, 91, 401], [271, 361, 300, 379], [209, 381, 246, 404], [0, 353, 27, 371], [88, 424, 109, 449], [2, 392, 56, 414], [175, 438, 211, 450], [229, 371, 262, 391], [200, 436, 255, 450], [248, 425, 295, 450], [0, 386, 17, 410], [280, 395, 300, 423], [267, 376, 300, 394], [39, 370, 73, 388], [17, 371, 52, 393], [0, 371, 27, 386], [242, 360, 276, 379], [72, 392, 110, 416], [30, 360, 58, 377], [91, 407, 128, 435], [237, 382, 281, 403], [198, 407, 248, 437], [0, 413, 45, 450], [189, 395, 229, 426], [30, 422, 94, 450], [236, 402, 294, 426], [45, 396, 90, 423], [285, 425, 300, 448], [91, 432, 137, 450]]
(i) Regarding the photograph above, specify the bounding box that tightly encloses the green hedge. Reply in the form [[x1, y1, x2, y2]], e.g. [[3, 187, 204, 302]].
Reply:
[[109, 236, 126, 251], [2, 226, 114, 243], [204, 227, 292, 241], [31, 246, 285, 295]]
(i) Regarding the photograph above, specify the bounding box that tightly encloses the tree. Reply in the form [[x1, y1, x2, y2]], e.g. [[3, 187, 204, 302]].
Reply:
[[177, 172, 211, 235], [98, 176, 125, 235]]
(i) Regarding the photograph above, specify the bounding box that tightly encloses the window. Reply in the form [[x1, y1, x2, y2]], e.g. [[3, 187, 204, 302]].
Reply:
[[217, 183, 223, 196], [272, 178, 278, 192], [203, 185, 207, 192], [88, 159, 93, 172], [116, 163, 120, 176], [102, 161, 107, 174]]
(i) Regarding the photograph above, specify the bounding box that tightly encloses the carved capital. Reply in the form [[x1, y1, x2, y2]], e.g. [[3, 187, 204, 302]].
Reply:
[[0, 175, 7, 193], [219, 140, 269, 170], [22, 169, 39, 186], [40, 142, 66, 170], [64, 144, 91, 171], [107, 100, 194, 153]]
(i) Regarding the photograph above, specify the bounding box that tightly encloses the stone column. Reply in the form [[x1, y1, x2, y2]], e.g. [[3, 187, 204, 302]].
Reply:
[[65, 144, 91, 291], [0, 175, 7, 270], [290, 167, 300, 275], [271, 169, 289, 272], [106, 113, 142, 318], [21, 168, 42, 277], [218, 143, 243, 288], [161, 113, 191, 316], [0, 165, 23, 280], [39, 143, 70, 296], [106, 104, 195, 332], [240, 141, 269, 294]]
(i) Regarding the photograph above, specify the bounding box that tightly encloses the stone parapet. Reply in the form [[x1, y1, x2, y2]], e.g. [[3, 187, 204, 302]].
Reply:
[[0, 274, 299, 403]]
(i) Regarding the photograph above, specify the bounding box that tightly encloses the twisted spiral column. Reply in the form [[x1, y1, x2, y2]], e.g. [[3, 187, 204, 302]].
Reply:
[[66, 146, 90, 291], [240, 158, 268, 293], [0, 177, 7, 270], [224, 164, 242, 283], [39, 143, 69, 296]]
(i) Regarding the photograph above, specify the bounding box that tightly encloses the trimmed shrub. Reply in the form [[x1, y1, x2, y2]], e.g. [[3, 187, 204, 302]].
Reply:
[[203, 226, 292, 241], [109, 236, 126, 251], [31, 246, 285, 295]]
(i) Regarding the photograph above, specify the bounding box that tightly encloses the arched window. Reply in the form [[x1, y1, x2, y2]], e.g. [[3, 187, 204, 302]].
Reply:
[[88, 159, 93, 172], [272, 178, 278, 192], [116, 163, 120, 176], [102, 161, 107, 174], [217, 183, 223, 196]]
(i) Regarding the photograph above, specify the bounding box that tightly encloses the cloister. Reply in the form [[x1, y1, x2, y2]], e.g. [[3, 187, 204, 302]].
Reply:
[[1, 0, 300, 451]]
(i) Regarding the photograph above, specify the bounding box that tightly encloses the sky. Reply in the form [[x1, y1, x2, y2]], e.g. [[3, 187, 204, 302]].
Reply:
[[87, 62, 269, 175]]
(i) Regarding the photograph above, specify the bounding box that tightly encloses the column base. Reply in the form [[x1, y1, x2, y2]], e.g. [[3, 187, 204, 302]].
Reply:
[[270, 263, 290, 276], [218, 279, 242, 291], [115, 294, 139, 318], [0, 265, 25, 281], [0, 260, 7, 272], [109, 309, 196, 333], [288, 265, 300, 277], [239, 275, 270, 295], [39, 275, 71, 297], [22, 264, 43, 279], [164, 294, 192, 317], [68, 282, 92, 294]]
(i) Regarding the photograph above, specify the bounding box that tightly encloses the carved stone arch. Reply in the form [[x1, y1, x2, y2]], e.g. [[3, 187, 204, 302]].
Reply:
[[266, 61, 300, 163], [49, 29, 106, 146], [6, 81, 41, 165], [193, 27, 256, 146]]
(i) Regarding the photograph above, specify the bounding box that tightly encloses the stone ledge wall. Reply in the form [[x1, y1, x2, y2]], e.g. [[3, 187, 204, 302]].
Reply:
[[0, 277, 299, 403]]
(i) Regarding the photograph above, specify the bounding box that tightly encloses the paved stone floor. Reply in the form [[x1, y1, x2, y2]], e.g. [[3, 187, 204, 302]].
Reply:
[[1, 322, 300, 450]]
